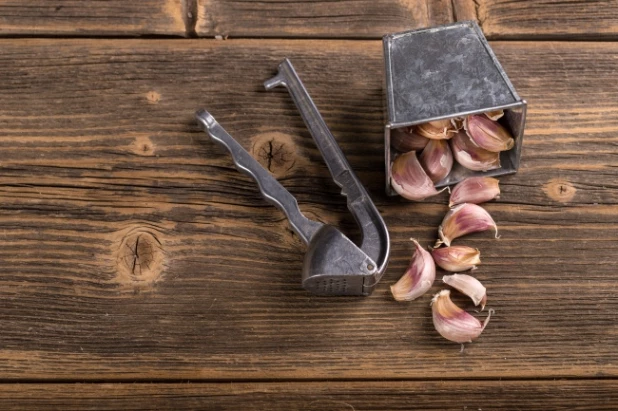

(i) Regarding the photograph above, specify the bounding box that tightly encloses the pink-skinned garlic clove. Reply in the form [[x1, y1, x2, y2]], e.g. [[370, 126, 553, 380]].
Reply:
[[415, 119, 457, 140], [390, 239, 436, 301], [450, 130, 501, 172], [449, 177, 500, 207], [465, 114, 515, 152], [431, 289, 493, 344], [436, 203, 499, 247], [442, 274, 487, 310], [431, 246, 481, 272], [391, 151, 446, 201], [391, 127, 430, 152], [419, 139, 454, 183]]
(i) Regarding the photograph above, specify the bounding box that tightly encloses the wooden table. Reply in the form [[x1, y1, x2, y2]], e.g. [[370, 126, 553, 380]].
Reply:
[[0, 1, 616, 409]]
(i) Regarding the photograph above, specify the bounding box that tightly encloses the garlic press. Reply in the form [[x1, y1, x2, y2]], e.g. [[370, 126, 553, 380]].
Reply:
[[196, 59, 390, 296]]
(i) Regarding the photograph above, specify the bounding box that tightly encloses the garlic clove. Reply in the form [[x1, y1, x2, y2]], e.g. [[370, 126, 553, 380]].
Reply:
[[431, 289, 492, 344], [465, 114, 515, 152], [431, 246, 481, 272], [484, 110, 504, 121], [449, 176, 500, 207], [416, 119, 457, 140], [437, 203, 499, 247], [419, 139, 454, 183], [390, 239, 436, 301], [450, 130, 501, 171], [391, 151, 446, 201], [442, 274, 487, 309], [391, 127, 430, 152]]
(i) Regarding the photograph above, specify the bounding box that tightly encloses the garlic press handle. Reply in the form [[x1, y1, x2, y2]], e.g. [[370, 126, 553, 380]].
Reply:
[[196, 110, 324, 245], [264, 59, 390, 276]]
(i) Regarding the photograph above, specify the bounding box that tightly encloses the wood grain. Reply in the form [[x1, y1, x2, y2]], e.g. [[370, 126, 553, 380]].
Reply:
[[474, 0, 618, 39], [0, 39, 617, 381], [194, 0, 435, 38], [0, 0, 186, 37], [0, 380, 617, 410]]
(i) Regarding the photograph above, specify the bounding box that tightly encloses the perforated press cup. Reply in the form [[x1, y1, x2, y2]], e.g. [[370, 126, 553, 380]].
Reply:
[[383, 21, 527, 194]]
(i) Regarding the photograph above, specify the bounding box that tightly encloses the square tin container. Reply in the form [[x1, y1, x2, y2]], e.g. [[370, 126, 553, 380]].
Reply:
[[383, 21, 527, 195]]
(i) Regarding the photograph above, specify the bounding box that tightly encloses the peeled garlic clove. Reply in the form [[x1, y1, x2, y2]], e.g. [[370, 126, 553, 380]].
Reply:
[[391, 151, 445, 201], [431, 246, 481, 272], [419, 139, 454, 183], [416, 119, 456, 140], [484, 110, 504, 121], [449, 177, 500, 207], [443, 274, 487, 309], [391, 127, 429, 152], [431, 289, 492, 344], [390, 239, 436, 301], [465, 114, 514, 152], [437, 203, 499, 247], [450, 131, 501, 171]]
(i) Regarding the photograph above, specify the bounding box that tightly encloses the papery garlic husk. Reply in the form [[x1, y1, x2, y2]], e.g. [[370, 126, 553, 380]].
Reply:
[[443, 274, 487, 309], [391, 127, 430, 152], [465, 114, 515, 152], [451, 116, 464, 131], [431, 246, 481, 272], [431, 289, 492, 344], [449, 177, 500, 207], [437, 203, 499, 247], [390, 239, 436, 301], [391, 151, 446, 201], [450, 131, 501, 171], [416, 119, 457, 140], [419, 139, 454, 183], [484, 110, 504, 121]]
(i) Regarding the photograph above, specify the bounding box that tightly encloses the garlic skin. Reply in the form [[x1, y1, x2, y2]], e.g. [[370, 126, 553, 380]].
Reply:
[[419, 139, 454, 183], [391, 127, 429, 152], [449, 177, 500, 207], [465, 115, 515, 152], [390, 239, 436, 301], [443, 274, 487, 309], [450, 131, 501, 171], [484, 110, 504, 121], [416, 119, 457, 140], [451, 117, 464, 131], [431, 289, 492, 344], [391, 151, 445, 201], [437, 203, 499, 247], [431, 246, 481, 272]]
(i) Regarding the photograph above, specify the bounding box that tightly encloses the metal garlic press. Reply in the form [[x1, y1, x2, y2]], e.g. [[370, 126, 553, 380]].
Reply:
[[196, 59, 390, 296]]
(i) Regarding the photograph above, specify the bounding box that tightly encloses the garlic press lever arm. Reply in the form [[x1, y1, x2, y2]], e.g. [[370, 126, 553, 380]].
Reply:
[[196, 109, 324, 245], [264, 59, 390, 276]]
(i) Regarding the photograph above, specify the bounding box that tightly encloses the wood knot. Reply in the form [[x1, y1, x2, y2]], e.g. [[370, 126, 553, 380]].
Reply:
[[251, 132, 297, 178], [115, 227, 165, 286], [131, 135, 155, 156], [145, 91, 161, 104], [543, 178, 576, 202]]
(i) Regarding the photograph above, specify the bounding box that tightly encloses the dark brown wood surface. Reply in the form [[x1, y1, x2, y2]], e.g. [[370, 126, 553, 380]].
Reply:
[[0, 1, 617, 409], [2, 1, 617, 39], [0, 380, 617, 410]]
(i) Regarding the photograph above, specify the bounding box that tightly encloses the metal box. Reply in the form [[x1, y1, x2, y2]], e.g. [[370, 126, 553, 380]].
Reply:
[[383, 21, 527, 195]]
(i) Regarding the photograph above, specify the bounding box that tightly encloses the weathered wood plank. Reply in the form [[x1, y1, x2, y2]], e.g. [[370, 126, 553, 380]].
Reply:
[[0, 39, 617, 380], [194, 0, 438, 38], [471, 0, 618, 39], [2, 0, 616, 40], [0, 380, 617, 410], [0, 0, 186, 37]]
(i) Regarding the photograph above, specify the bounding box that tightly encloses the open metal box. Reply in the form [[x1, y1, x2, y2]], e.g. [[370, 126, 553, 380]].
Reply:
[[383, 21, 527, 195]]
